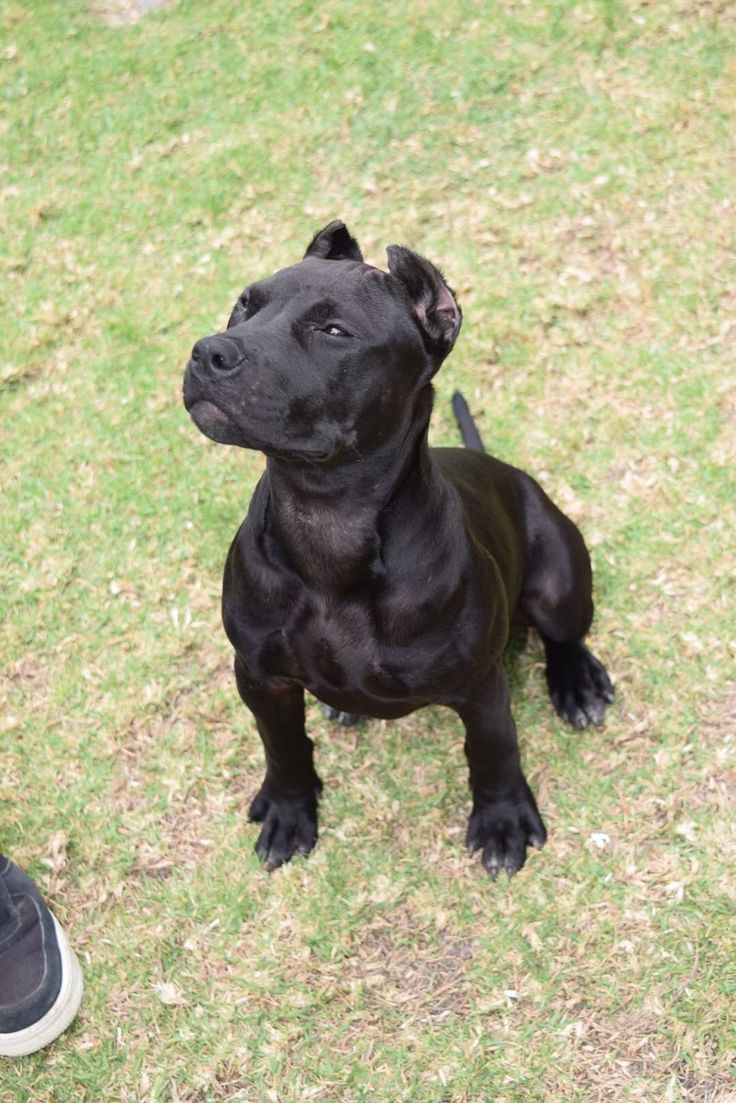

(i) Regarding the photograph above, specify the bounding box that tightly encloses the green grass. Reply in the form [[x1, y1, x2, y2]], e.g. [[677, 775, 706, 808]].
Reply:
[[2, 0, 735, 1099]]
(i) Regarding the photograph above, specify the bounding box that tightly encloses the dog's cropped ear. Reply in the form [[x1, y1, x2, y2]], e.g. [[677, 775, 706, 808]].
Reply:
[[386, 245, 462, 355], [304, 220, 363, 262]]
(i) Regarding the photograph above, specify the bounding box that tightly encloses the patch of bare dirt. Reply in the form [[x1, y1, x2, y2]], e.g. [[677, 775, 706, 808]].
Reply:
[[345, 905, 475, 1021]]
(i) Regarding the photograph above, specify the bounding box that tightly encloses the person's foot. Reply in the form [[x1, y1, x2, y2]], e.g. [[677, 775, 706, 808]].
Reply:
[[0, 855, 83, 1057]]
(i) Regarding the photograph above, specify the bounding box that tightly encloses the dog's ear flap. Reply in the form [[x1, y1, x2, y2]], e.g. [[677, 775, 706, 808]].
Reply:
[[304, 220, 363, 262], [385, 245, 462, 355]]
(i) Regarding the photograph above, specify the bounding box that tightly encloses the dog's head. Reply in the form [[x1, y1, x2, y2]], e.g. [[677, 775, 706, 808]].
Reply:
[[183, 220, 462, 463]]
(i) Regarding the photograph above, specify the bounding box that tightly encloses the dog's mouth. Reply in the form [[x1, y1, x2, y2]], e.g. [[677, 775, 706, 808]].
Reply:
[[186, 399, 337, 462], [183, 364, 346, 461], [278, 446, 335, 464]]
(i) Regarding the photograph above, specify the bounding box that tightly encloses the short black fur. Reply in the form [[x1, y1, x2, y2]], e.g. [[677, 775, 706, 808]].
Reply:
[[183, 221, 614, 877]]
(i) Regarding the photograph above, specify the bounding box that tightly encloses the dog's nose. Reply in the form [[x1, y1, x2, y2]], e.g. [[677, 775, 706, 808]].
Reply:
[[190, 335, 242, 375]]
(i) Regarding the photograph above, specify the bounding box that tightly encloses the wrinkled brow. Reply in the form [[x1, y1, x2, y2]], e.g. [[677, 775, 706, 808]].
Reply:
[[301, 299, 339, 323]]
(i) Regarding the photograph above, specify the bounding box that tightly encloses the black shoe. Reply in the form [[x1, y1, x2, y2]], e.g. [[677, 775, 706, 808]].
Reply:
[[0, 855, 83, 1057]]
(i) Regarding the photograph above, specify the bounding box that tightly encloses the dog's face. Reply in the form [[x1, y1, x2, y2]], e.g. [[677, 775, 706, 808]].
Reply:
[[183, 221, 461, 463]]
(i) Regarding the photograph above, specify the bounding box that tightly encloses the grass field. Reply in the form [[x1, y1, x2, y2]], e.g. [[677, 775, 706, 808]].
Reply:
[[2, 0, 735, 1099]]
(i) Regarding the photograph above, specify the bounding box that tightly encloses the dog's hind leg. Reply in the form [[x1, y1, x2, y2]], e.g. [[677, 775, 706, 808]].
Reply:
[[517, 474, 614, 729]]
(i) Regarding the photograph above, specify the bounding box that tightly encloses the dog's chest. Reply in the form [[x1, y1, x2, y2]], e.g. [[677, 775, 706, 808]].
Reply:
[[237, 585, 456, 709], [291, 595, 379, 688], [224, 504, 489, 712], [278, 596, 384, 692]]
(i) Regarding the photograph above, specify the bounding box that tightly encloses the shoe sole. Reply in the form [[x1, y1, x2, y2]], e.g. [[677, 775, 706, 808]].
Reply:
[[0, 915, 84, 1058]]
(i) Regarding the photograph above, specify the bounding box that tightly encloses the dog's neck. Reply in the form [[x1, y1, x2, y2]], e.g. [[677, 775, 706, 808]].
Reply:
[[264, 392, 443, 593]]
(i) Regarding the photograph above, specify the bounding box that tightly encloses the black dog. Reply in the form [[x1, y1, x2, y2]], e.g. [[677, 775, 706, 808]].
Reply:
[[183, 220, 613, 877]]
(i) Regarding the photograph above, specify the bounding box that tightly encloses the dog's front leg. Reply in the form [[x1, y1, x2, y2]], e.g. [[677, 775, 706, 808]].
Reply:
[[234, 656, 322, 870], [456, 666, 547, 878]]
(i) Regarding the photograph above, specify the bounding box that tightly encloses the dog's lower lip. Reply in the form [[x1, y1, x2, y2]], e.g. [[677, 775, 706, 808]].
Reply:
[[187, 398, 236, 429], [189, 398, 224, 417]]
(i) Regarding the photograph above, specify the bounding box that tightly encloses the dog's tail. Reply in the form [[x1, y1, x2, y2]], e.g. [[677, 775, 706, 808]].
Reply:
[[451, 391, 485, 452]]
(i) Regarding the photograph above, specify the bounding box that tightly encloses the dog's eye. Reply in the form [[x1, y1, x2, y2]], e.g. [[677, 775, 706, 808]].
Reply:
[[227, 291, 254, 329], [323, 323, 349, 337]]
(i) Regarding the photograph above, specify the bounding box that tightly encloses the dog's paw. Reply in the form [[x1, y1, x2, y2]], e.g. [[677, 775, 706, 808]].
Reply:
[[321, 704, 364, 727], [248, 780, 320, 870], [466, 788, 547, 878], [545, 640, 614, 730]]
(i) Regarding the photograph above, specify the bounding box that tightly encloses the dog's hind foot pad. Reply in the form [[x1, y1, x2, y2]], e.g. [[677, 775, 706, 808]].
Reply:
[[543, 639, 615, 730], [321, 704, 364, 727]]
